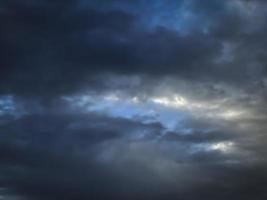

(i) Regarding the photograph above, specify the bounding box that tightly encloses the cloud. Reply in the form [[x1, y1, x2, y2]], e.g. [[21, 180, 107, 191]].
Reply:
[[0, 106, 265, 199], [1, 0, 267, 199], [1, 0, 267, 99]]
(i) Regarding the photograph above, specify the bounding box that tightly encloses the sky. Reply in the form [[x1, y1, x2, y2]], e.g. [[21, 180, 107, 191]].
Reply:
[[0, 0, 267, 199]]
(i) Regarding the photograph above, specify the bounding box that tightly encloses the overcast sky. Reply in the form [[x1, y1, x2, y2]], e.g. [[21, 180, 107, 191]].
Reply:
[[1, 0, 267, 199]]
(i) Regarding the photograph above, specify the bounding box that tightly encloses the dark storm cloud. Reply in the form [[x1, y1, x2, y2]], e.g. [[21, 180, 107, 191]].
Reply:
[[1, 0, 267, 199], [0, 112, 164, 199], [0, 0, 137, 97], [0, 111, 266, 200], [1, 0, 267, 98], [0, 112, 164, 149], [162, 129, 234, 144]]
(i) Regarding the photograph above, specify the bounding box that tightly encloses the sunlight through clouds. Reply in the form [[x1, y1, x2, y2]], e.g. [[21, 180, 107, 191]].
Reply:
[[1, 0, 267, 199]]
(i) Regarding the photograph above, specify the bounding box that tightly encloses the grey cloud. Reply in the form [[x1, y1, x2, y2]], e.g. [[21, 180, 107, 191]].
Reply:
[[1, 0, 267, 199], [1, 0, 267, 99]]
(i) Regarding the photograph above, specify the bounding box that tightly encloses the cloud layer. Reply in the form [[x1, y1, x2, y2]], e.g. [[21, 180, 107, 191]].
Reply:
[[0, 0, 267, 199]]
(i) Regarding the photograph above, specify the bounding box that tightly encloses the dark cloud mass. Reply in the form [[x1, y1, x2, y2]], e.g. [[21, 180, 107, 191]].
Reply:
[[0, 0, 267, 199]]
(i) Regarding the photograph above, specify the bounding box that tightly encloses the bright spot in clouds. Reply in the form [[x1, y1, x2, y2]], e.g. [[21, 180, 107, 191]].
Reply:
[[210, 141, 235, 152], [151, 95, 188, 107], [64, 91, 249, 131]]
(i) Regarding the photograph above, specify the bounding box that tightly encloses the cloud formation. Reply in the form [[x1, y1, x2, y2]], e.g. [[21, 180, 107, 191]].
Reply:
[[0, 0, 267, 199]]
